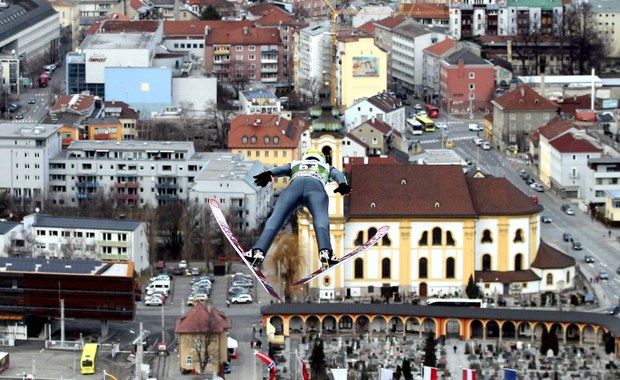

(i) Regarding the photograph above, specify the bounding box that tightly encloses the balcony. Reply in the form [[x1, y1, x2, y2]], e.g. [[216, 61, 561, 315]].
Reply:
[[451, 2, 472, 10], [261, 52, 278, 64], [155, 183, 178, 189], [94, 133, 111, 140], [261, 76, 278, 83], [98, 240, 129, 247], [76, 181, 97, 188], [100, 254, 130, 261], [116, 193, 139, 200], [261, 65, 278, 73], [157, 194, 179, 201], [77, 193, 97, 199], [214, 47, 230, 55], [114, 182, 139, 189]]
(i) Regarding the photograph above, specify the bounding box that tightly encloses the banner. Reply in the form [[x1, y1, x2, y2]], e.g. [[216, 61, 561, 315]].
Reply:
[[297, 352, 309, 380], [504, 368, 517, 380], [331, 368, 348, 380], [254, 351, 276, 380], [423, 366, 438, 380], [463, 368, 476, 380], [379, 368, 394, 380]]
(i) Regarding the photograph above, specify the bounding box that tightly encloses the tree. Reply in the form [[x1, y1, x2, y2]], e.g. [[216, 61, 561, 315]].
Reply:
[[269, 233, 303, 300], [200, 5, 221, 20], [401, 359, 412, 380], [422, 331, 437, 367], [309, 338, 329, 380], [540, 326, 558, 356], [190, 305, 225, 374], [465, 275, 482, 299], [562, 3, 608, 74]]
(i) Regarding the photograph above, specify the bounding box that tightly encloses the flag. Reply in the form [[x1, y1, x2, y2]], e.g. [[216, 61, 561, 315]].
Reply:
[[379, 368, 394, 380], [504, 368, 517, 380], [297, 352, 309, 380], [330, 368, 348, 380], [463, 368, 477, 380], [255, 351, 276, 380], [423, 366, 438, 380]]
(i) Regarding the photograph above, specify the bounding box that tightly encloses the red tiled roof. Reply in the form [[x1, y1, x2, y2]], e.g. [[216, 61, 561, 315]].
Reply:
[[357, 20, 376, 34], [175, 303, 231, 333], [531, 241, 576, 269], [466, 177, 543, 216], [349, 165, 478, 218], [537, 117, 573, 140], [205, 23, 281, 44], [558, 94, 592, 115], [355, 118, 392, 135], [91, 20, 159, 34], [51, 95, 96, 114], [343, 156, 400, 173], [366, 92, 403, 112], [246, 3, 280, 16], [228, 114, 304, 149], [374, 15, 406, 29], [549, 133, 602, 153], [476, 270, 541, 284], [493, 85, 558, 111], [424, 38, 456, 56], [254, 7, 296, 25], [401, 3, 449, 18]]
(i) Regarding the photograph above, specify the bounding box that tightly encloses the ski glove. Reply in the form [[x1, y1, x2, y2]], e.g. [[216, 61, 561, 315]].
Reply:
[[334, 183, 351, 196], [253, 171, 273, 187]]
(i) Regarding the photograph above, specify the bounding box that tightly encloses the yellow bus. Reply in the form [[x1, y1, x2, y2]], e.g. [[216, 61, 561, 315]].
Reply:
[[80, 343, 98, 374], [415, 115, 436, 132]]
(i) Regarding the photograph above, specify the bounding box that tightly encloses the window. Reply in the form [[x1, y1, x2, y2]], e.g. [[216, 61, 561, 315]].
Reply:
[[446, 231, 455, 246], [432, 227, 442, 246], [381, 258, 390, 278], [419, 231, 428, 246], [546, 273, 553, 285], [249, 55, 255, 61], [514, 229, 524, 243], [514, 253, 523, 271], [419, 258, 428, 278], [446, 258, 455, 278], [481, 229, 493, 243], [469, 84, 475, 90], [236, 46, 243, 51], [510, 114, 516, 120], [469, 72, 475, 79], [354, 231, 364, 245], [354, 257, 363, 278], [482, 254, 492, 271]]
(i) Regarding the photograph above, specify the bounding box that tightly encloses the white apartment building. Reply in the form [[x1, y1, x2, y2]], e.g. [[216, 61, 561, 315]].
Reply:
[[296, 21, 333, 103], [342, 92, 406, 134], [585, 157, 620, 207], [188, 153, 272, 231], [48, 140, 210, 208], [392, 24, 448, 95], [0, 124, 63, 212], [572, 0, 620, 59], [239, 90, 282, 115], [21, 213, 149, 272]]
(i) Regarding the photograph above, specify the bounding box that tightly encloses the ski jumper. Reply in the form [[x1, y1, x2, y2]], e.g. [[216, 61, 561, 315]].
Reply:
[[252, 159, 347, 253]]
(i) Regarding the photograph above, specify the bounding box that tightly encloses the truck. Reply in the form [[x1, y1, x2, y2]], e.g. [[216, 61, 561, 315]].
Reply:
[[38, 73, 49, 88]]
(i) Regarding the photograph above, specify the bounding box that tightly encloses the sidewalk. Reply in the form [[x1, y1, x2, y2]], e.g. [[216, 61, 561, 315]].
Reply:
[[443, 338, 470, 379]]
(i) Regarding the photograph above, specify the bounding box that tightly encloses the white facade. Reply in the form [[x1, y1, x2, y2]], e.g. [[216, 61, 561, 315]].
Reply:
[[584, 158, 620, 206], [188, 153, 271, 231], [549, 138, 602, 199], [350, 6, 393, 28], [239, 91, 282, 114], [21, 214, 150, 272], [342, 97, 407, 134], [0, 124, 62, 209], [297, 21, 332, 102], [172, 77, 218, 117]]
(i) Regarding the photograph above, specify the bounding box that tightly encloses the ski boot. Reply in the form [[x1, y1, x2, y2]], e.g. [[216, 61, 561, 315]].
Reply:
[[319, 249, 339, 268], [243, 248, 265, 270]]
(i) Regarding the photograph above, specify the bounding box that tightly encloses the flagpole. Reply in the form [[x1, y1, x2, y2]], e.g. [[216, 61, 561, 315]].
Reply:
[[295, 350, 298, 380], [253, 349, 257, 380]]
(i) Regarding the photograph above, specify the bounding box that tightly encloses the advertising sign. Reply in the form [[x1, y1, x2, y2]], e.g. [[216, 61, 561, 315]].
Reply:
[[352, 57, 379, 77]]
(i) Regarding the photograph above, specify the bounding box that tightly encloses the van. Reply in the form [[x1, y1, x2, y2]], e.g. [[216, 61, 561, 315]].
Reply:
[[481, 141, 491, 150], [146, 280, 170, 294]]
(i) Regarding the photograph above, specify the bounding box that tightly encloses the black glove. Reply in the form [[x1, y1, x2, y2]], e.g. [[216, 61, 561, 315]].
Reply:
[[253, 171, 273, 187], [334, 183, 351, 196]]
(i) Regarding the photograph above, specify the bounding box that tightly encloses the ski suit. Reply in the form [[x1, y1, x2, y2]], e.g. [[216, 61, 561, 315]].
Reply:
[[252, 159, 347, 253]]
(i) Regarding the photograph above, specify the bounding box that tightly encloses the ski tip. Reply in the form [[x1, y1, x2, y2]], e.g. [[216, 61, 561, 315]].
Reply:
[[379, 225, 390, 233], [209, 198, 220, 207]]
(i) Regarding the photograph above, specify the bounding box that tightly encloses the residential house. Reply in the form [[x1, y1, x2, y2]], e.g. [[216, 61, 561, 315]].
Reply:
[[342, 92, 406, 134], [175, 303, 231, 375], [239, 91, 282, 115], [422, 38, 457, 105], [188, 154, 272, 231], [391, 23, 448, 96], [204, 23, 283, 86], [341, 135, 368, 159], [337, 34, 388, 108], [604, 190, 620, 222], [439, 48, 495, 117], [348, 118, 405, 156], [103, 101, 140, 140], [548, 132, 603, 199], [448, 0, 562, 40], [536, 117, 574, 187], [586, 158, 620, 209], [227, 114, 306, 193], [21, 213, 150, 271], [490, 85, 558, 152]]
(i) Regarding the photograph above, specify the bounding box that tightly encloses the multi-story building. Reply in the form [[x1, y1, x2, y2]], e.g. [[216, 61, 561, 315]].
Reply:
[[372, 15, 406, 92], [204, 23, 283, 86], [48, 141, 217, 208], [24, 213, 149, 272], [398, 2, 449, 28], [449, 0, 562, 40], [491, 85, 558, 151], [392, 23, 448, 95], [296, 20, 333, 102], [342, 92, 406, 134], [77, 0, 123, 27], [439, 48, 495, 116], [581, 0, 620, 60], [422, 38, 457, 105], [48, 0, 81, 52], [348, 118, 406, 156], [336, 34, 388, 108], [188, 154, 272, 231], [239, 91, 282, 115], [536, 118, 574, 187], [103, 101, 139, 140], [0, 124, 62, 212], [227, 114, 306, 193], [586, 158, 620, 208]]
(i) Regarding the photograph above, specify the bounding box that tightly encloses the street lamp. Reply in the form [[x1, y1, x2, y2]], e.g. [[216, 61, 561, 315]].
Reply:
[[130, 323, 145, 380]]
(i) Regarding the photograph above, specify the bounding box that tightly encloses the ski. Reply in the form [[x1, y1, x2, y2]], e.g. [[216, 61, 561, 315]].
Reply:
[[293, 225, 390, 286], [208, 198, 282, 302]]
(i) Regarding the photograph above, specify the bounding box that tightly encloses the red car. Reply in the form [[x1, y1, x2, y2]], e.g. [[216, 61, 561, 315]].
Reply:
[[156, 260, 166, 270]]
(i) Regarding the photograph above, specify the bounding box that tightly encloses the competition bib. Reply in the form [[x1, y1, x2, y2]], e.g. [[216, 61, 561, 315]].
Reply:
[[290, 160, 330, 184]]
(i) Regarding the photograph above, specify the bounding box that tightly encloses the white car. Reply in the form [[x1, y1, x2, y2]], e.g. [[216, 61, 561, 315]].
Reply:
[[436, 122, 448, 129], [179, 260, 188, 269], [468, 123, 483, 131], [414, 104, 423, 110], [145, 297, 163, 306], [417, 111, 427, 117], [231, 294, 253, 304], [481, 141, 491, 150], [473, 137, 484, 146]]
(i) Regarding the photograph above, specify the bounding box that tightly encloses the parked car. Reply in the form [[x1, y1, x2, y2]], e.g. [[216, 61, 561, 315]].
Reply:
[[231, 293, 253, 304], [28, 99, 36, 104], [14, 113, 24, 120], [599, 271, 609, 281], [172, 266, 184, 275], [607, 305, 620, 315], [571, 240, 583, 250], [541, 215, 552, 223], [530, 183, 544, 192], [530, 195, 539, 203], [414, 103, 423, 110], [401, 98, 410, 106], [145, 297, 164, 306], [526, 178, 535, 185], [224, 361, 231, 374], [561, 204, 574, 215], [228, 286, 251, 296], [519, 170, 529, 180], [472, 137, 483, 146], [481, 141, 491, 150], [179, 260, 188, 269], [191, 267, 200, 276], [562, 232, 573, 242], [585, 255, 594, 263]]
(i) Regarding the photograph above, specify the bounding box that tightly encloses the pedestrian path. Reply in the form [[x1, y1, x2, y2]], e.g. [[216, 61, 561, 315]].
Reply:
[[443, 338, 471, 379]]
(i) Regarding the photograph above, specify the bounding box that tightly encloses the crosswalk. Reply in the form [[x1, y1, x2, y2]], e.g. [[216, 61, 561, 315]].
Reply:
[[416, 135, 476, 145]]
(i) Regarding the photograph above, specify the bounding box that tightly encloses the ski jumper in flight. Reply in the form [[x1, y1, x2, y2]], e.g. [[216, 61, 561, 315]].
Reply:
[[246, 149, 351, 269]]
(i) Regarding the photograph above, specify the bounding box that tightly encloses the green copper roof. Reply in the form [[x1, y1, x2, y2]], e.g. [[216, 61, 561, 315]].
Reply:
[[507, 0, 562, 8]]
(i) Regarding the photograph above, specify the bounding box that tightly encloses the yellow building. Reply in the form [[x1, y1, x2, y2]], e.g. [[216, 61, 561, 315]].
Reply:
[[175, 303, 231, 375], [86, 119, 123, 141], [337, 35, 388, 109]]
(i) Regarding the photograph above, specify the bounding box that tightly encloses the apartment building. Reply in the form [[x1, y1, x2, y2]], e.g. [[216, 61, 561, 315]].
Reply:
[[392, 23, 448, 96], [422, 38, 457, 105], [372, 16, 407, 92], [343, 92, 406, 134], [239, 90, 282, 115], [296, 20, 333, 102], [48, 140, 208, 208], [0, 124, 63, 212]]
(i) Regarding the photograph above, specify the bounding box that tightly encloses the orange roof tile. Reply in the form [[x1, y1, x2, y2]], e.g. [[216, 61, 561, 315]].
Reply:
[[164, 20, 253, 36], [493, 85, 558, 111], [228, 114, 305, 149], [424, 38, 456, 56], [175, 303, 231, 333], [374, 15, 406, 29], [537, 117, 573, 140], [254, 7, 296, 25], [549, 133, 602, 154], [205, 23, 281, 44], [401, 3, 448, 19], [357, 20, 376, 34]]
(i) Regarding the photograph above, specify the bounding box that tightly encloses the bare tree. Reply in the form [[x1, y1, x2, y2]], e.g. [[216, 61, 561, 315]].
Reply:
[[190, 305, 226, 374], [563, 3, 608, 74], [226, 59, 250, 98], [204, 100, 233, 148], [179, 200, 205, 262]]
